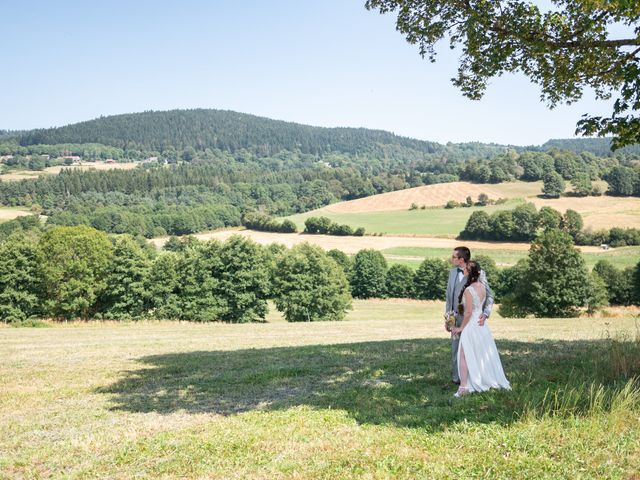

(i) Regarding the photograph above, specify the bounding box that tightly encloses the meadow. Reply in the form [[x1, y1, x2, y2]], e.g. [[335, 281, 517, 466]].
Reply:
[[284, 180, 640, 235], [2, 299, 639, 479], [285, 199, 522, 237]]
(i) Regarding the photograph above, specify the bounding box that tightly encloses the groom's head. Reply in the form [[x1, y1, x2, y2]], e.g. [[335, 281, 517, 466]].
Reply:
[[452, 246, 471, 268]]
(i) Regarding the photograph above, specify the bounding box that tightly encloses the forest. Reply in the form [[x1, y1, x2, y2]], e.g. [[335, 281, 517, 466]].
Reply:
[[1, 110, 639, 238]]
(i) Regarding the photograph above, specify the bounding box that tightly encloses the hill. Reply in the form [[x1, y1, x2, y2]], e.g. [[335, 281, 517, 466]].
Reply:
[[16, 109, 445, 157], [542, 137, 640, 156]]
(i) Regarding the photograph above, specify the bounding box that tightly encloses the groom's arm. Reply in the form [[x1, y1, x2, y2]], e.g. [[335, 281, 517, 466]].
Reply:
[[444, 270, 453, 313], [480, 271, 494, 321]]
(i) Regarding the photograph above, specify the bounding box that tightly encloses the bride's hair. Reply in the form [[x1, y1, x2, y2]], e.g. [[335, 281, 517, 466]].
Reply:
[[457, 261, 482, 314]]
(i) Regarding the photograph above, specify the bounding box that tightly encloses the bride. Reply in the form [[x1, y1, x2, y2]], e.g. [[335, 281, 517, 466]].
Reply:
[[451, 260, 511, 397]]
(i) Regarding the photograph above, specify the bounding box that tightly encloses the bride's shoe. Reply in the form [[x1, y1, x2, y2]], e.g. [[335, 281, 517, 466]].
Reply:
[[453, 387, 470, 398]]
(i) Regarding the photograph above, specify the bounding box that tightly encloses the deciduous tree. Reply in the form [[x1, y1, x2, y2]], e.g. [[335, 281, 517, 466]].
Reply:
[[366, 0, 640, 148]]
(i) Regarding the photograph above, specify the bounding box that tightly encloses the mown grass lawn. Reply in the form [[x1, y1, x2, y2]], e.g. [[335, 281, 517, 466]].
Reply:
[[284, 199, 523, 237], [383, 245, 640, 270], [1, 300, 639, 479]]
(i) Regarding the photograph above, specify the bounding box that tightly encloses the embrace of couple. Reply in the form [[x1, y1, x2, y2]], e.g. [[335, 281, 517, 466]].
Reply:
[[444, 246, 511, 397]]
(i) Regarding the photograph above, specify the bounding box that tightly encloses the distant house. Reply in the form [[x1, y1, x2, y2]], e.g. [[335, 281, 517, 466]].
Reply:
[[62, 155, 81, 161], [144, 156, 158, 162], [105, 159, 116, 164]]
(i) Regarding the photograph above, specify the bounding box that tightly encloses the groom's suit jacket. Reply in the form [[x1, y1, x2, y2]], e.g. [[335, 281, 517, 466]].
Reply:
[[445, 268, 494, 326]]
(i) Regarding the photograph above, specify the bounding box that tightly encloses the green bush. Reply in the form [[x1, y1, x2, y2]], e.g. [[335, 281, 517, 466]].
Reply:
[[273, 243, 352, 321], [351, 249, 388, 298], [413, 258, 448, 300], [385, 264, 414, 298]]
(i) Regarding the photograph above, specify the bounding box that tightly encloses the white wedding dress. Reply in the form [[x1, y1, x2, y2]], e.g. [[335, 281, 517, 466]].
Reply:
[[458, 285, 511, 393]]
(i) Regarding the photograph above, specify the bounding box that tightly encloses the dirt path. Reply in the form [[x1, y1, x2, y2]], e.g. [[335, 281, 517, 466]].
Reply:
[[150, 229, 605, 253]]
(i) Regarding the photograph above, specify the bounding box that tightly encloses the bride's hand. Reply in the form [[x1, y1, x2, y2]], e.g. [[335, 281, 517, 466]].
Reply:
[[451, 326, 462, 335]]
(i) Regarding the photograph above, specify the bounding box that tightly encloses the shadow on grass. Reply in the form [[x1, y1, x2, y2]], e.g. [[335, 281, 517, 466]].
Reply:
[[98, 337, 632, 430]]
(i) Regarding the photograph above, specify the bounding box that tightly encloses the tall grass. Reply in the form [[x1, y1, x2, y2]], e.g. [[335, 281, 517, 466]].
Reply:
[[525, 326, 640, 419], [605, 324, 640, 379]]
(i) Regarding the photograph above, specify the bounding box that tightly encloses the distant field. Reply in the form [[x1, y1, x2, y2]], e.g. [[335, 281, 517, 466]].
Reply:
[[324, 181, 543, 213], [2, 299, 639, 478], [0, 206, 32, 222], [161, 228, 607, 254], [530, 194, 640, 229], [288, 180, 640, 233], [285, 199, 523, 236], [0, 161, 140, 182], [384, 245, 640, 270]]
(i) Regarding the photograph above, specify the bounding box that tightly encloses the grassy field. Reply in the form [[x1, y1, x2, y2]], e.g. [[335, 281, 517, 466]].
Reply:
[[285, 199, 523, 236], [283, 180, 640, 236], [383, 245, 640, 270], [2, 299, 639, 479]]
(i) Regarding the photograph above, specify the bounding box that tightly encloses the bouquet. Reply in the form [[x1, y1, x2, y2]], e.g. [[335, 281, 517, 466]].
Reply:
[[444, 311, 459, 339]]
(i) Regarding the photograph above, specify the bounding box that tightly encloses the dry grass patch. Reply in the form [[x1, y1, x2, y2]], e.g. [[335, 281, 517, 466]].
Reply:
[[316, 179, 640, 231], [0, 161, 141, 182], [151, 228, 603, 254], [0, 207, 32, 222], [43, 161, 140, 174], [324, 181, 541, 213], [530, 194, 640, 229]]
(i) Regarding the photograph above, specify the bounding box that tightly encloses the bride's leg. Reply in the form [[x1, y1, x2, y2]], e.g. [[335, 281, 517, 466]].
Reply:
[[458, 344, 469, 390]]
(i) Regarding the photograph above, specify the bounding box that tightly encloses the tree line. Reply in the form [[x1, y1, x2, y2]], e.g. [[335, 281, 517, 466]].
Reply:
[[1, 144, 637, 241], [1, 223, 638, 324], [0, 226, 353, 323], [460, 203, 640, 247]]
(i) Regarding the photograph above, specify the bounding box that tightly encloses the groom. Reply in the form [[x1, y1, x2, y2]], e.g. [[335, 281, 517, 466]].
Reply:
[[444, 246, 494, 384]]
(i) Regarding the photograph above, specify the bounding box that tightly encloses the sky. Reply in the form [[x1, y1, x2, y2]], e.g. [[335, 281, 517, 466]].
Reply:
[[1, 0, 614, 146]]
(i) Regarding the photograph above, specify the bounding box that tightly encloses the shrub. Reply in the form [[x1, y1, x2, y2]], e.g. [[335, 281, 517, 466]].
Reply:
[[413, 258, 448, 300], [351, 249, 388, 298], [329, 223, 354, 236], [215, 235, 271, 322], [385, 264, 415, 298], [273, 243, 352, 321], [39, 226, 113, 320], [524, 230, 591, 317], [327, 249, 353, 279], [542, 171, 565, 198], [0, 235, 43, 323]]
